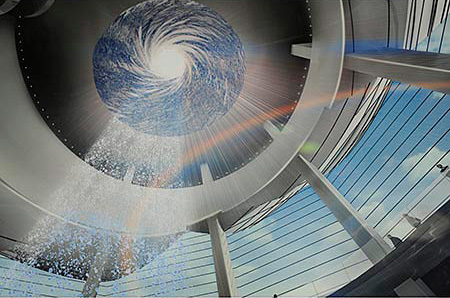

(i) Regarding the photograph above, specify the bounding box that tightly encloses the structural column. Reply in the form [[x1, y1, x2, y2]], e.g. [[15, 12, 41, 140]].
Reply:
[[207, 214, 238, 297], [297, 154, 391, 264], [82, 250, 108, 297], [345, 48, 450, 94]]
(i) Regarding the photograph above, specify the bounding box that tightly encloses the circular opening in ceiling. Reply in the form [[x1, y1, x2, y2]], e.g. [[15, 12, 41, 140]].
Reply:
[[93, 0, 246, 137]]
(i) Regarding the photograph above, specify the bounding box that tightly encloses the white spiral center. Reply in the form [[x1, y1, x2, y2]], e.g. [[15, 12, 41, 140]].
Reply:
[[149, 45, 187, 79]]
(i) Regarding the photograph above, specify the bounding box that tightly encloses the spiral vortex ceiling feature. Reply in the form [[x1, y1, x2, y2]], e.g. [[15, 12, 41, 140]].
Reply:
[[93, 0, 246, 136]]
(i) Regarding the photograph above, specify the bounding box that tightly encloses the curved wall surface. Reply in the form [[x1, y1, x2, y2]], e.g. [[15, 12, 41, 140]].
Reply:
[[0, 0, 354, 238]]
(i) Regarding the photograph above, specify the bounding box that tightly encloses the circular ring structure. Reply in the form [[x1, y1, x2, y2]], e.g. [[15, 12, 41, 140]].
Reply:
[[0, 0, 322, 236]]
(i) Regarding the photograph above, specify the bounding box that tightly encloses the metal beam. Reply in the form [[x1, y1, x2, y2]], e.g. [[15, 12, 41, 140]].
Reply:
[[291, 43, 312, 60], [263, 120, 280, 138], [297, 154, 391, 264], [345, 48, 450, 94], [201, 163, 214, 184], [207, 214, 238, 297]]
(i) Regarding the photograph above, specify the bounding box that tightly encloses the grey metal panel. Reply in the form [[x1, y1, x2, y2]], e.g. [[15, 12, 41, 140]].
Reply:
[[347, 0, 390, 51], [297, 154, 391, 264], [0, 17, 105, 243], [207, 215, 237, 297], [344, 0, 408, 49], [346, 48, 450, 93], [0, 179, 44, 250]]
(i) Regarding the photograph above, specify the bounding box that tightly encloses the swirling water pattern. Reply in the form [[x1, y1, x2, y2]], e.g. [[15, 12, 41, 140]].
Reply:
[[93, 0, 246, 136]]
